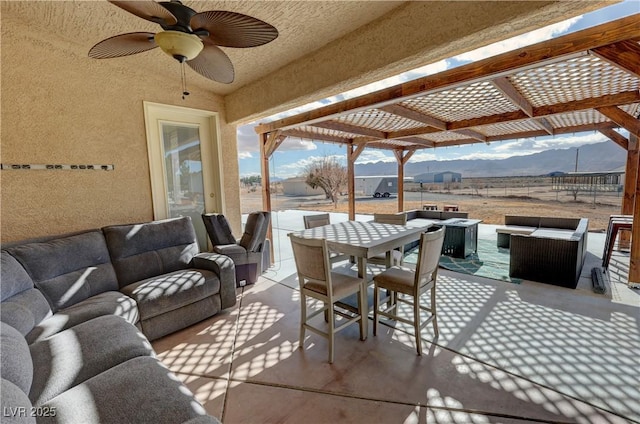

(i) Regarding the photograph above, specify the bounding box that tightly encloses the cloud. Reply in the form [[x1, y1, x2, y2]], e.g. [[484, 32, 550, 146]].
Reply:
[[493, 132, 609, 155], [454, 17, 582, 63], [408, 151, 437, 163], [272, 154, 346, 179], [275, 138, 318, 152], [355, 149, 396, 164], [237, 124, 260, 157]]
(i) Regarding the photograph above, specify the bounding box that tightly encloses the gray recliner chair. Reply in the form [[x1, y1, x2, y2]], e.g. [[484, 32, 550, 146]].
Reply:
[[202, 211, 271, 287]]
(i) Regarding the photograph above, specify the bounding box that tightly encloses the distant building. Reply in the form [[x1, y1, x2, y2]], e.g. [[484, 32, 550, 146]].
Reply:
[[281, 177, 324, 196], [551, 168, 625, 193], [413, 171, 462, 183]]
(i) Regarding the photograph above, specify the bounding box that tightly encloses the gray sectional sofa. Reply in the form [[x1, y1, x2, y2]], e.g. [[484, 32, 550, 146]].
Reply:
[[1, 216, 236, 423]]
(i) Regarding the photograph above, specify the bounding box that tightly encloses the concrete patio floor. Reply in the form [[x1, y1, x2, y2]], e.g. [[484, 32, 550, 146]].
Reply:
[[152, 211, 639, 424]]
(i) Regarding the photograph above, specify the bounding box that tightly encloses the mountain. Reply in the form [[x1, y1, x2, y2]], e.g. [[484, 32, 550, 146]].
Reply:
[[355, 141, 627, 178]]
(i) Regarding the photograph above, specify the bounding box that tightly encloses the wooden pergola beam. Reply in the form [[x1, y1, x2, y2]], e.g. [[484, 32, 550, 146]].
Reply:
[[596, 106, 640, 138], [534, 117, 555, 136], [254, 15, 640, 135], [454, 129, 487, 142], [388, 90, 640, 140], [598, 128, 629, 150], [591, 40, 640, 78], [378, 104, 447, 130], [264, 130, 284, 158], [492, 76, 533, 117]]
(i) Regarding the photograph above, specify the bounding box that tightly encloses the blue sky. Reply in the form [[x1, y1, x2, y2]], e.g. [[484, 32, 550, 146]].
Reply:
[[237, 1, 639, 179]]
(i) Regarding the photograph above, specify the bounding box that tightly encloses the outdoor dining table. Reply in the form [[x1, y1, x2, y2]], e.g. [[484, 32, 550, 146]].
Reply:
[[289, 220, 432, 334]]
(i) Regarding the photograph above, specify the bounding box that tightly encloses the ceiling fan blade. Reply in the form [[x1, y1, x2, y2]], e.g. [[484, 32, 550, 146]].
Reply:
[[187, 44, 234, 84], [190, 11, 278, 48], [108, 0, 177, 25], [89, 32, 157, 59]]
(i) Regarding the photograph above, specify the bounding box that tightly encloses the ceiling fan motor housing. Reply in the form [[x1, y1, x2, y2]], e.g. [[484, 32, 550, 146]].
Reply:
[[159, 1, 197, 32]]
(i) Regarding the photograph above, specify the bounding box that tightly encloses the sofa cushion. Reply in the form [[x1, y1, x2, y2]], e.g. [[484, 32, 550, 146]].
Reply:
[[120, 269, 220, 321], [103, 217, 200, 288], [29, 315, 154, 406], [26, 291, 139, 344], [538, 217, 580, 230], [5, 231, 119, 312], [1, 379, 36, 424], [0, 322, 33, 394], [39, 356, 210, 424], [1, 289, 52, 337], [1, 251, 35, 301], [530, 228, 576, 240]]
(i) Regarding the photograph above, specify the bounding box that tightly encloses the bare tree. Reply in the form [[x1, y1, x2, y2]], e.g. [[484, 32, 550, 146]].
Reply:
[[304, 157, 347, 208]]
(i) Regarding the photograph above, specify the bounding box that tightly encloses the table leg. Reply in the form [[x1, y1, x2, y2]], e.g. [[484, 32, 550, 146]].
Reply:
[[357, 256, 369, 336]]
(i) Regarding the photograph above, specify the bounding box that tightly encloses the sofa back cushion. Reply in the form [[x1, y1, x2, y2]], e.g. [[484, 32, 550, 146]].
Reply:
[[539, 217, 581, 230], [239, 212, 269, 253], [505, 215, 540, 227], [1, 252, 35, 302], [202, 214, 237, 246], [103, 216, 199, 288], [0, 322, 33, 394], [5, 232, 118, 312]]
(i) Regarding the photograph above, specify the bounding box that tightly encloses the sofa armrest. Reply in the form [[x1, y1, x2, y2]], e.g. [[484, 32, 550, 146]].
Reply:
[[509, 235, 582, 288], [192, 253, 236, 309]]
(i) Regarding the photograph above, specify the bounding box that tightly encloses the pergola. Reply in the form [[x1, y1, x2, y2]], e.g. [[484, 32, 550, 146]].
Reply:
[[255, 14, 640, 283]]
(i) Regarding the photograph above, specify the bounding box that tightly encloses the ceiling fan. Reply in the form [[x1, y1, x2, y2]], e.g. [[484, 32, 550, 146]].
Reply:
[[89, 0, 278, 88]]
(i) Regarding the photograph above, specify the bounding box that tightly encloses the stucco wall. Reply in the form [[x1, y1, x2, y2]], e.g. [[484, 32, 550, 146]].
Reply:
[[1, 16, 242, 242]]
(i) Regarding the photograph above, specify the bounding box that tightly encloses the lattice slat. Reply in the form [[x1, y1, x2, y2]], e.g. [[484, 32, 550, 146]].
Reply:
[[511, 55, 640, 108], [547, 110, 609, 128], [296, 125, 356, 140], [401, 80, 519, 122], [418, 131, 471, 143], [477, 119, 544, 137], [338, 109, 424, 132]]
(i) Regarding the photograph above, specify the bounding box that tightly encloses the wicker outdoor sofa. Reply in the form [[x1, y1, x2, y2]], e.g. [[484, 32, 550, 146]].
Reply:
[[496, 215, 589, 289]]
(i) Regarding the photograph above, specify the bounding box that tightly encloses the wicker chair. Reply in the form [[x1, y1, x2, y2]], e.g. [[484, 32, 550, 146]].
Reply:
[[372, 226, 445, 355], [290, 234, 367, 363]]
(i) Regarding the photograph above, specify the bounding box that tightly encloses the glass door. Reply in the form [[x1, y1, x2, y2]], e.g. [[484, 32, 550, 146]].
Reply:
[[144, 102, 224, 251]]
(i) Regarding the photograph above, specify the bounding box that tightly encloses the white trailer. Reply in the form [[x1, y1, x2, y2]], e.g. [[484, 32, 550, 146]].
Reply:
[[355, 176, 399, 198]]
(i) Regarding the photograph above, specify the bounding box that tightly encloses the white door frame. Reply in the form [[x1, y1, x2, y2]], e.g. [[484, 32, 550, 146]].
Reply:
[[143, 101, 225, 220]]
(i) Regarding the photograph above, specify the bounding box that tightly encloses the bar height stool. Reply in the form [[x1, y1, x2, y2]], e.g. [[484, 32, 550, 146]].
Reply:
[[602, 215, 632, 269]]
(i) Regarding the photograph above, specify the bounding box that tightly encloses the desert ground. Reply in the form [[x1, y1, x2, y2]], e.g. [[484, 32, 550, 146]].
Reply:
[[241, 180, 623, 232]]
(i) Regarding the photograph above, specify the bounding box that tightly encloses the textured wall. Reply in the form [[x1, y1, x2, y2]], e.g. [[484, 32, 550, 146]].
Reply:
[[1, 15, 242, 242]]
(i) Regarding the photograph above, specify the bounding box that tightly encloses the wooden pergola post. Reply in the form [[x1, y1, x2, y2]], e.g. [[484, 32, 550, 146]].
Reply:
[[629, 134, 639, 286], [393, 149, 415, 212], [260, 131, 284, 265], [347, 143, 366, 221], [620, 135, 638, 249]]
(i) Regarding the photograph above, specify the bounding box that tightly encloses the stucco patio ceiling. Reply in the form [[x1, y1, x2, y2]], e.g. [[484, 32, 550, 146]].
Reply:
[[254, 14, 640, 154], [2, 1, 614, 123]]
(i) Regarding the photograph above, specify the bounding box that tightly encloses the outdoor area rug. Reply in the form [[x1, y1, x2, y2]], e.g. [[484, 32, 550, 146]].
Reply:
[[405, 239, 522, 284]]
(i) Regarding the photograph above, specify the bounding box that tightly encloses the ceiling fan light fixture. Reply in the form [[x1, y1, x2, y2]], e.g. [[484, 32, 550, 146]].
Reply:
[[154, 30, 203, 61]]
